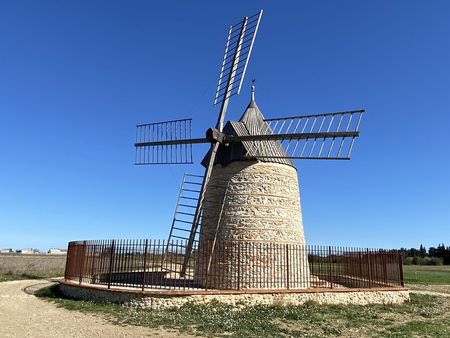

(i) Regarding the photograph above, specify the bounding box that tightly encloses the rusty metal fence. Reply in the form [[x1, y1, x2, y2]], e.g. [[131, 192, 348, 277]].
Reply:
[[64, 239, 404, 292]]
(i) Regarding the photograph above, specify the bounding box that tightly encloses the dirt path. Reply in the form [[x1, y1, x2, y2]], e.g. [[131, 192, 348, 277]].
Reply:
[[0, 280, 193, 338]]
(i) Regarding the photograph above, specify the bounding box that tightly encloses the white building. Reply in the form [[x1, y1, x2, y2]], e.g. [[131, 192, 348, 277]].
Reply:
[[47, 248, 67, 255], [20, 248, 41, 254]]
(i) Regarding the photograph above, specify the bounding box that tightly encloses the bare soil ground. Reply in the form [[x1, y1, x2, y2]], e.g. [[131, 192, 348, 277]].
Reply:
[[0, 279, 194, 338]]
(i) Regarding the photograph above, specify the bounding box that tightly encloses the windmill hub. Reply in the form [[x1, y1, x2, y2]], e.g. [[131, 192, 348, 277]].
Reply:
[[205, 128, 225, 144]]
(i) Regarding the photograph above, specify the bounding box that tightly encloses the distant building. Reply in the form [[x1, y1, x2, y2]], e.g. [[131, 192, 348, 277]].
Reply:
[[0, 248, 13, 254], [20, 248, 41, 254], [47, 248, 67, 255]]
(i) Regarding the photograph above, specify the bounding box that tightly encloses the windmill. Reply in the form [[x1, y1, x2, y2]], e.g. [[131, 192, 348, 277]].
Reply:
[[134, 10, 364, 287]]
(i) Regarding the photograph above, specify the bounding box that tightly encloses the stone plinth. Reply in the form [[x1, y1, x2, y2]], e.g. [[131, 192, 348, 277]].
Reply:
[[59, 281, 410, 310], [195, 160, 310, 289]]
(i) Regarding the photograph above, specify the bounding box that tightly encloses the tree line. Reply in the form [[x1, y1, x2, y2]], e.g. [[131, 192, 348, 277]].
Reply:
[[399, 244, 450, 265]]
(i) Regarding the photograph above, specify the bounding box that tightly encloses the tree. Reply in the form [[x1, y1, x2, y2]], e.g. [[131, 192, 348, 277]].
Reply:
[[428, 246, 436, 257], [419, 244, 426, 258], [407, 248, 420, 257]]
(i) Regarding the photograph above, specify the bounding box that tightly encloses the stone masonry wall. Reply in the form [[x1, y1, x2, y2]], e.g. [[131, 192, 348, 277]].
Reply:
[[59, 282, 410, 310], [195, 160, 310, 289]]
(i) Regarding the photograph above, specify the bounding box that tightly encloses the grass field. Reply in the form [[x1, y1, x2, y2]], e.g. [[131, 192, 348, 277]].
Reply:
[[403, 265, 450, 285], [0, 254, 66, 282], [36, 285, 450, 338]]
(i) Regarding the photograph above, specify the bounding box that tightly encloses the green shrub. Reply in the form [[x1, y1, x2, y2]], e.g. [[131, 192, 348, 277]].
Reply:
[[412, 256, 422, 265], [404, 257, 414, 265], [428, 257, 444, 266], [406, 256, 444, 266]]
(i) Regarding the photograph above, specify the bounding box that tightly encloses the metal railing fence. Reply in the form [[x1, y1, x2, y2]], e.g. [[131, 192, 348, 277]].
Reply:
[[64, 239, 404, 292]]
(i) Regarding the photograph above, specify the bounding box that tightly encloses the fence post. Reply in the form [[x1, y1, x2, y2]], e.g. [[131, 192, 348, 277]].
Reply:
[[79, 241, 87, 285], [237, 242, 241, 290], [358, 252, 363, 287], [141, 239, 148, 292], [64, 243, 71, 281], [382, 251, 388, 286], [328, 246, 333, 289], [204, 240, 210, 291], [107, 240, 116, 289], [367, 248, 372, 288], [285, 244, 290, 290], [90, 243, 97, 284], [398, 252, 404, 287]]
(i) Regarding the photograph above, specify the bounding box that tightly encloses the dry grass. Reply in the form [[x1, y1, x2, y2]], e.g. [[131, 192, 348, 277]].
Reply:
[[0, 254, 66, 281]]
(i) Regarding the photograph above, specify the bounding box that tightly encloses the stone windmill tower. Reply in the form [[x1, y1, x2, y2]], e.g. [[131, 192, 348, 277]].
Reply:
[[134, 10, 364, 289], [195, 85, 308, 289]]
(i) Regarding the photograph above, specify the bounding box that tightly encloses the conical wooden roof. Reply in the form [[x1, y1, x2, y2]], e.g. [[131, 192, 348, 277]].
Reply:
[[202, 98, 294, 168]]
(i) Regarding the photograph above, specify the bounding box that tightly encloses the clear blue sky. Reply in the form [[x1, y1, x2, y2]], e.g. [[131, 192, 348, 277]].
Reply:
[[1, 1, 449, 250]]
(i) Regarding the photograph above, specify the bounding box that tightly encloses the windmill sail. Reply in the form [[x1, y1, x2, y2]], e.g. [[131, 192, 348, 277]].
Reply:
[[213, 10, 263, 106], [135, 119, 208, 164], [244, 110, 364, 159], [181, 10, 263, 275]]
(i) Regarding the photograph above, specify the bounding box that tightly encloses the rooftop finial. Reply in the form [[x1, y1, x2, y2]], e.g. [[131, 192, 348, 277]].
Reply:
[[251, 79, 255, 101]]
